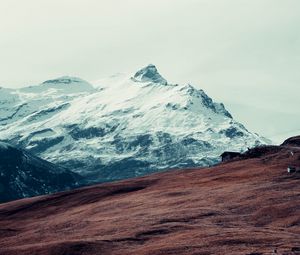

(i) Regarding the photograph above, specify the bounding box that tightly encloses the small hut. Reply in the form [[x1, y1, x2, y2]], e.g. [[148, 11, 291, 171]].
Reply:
[[220, 151, 241, 162]]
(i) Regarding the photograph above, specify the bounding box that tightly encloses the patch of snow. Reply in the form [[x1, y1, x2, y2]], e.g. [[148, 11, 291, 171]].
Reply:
[[0, 141, 10, 150]]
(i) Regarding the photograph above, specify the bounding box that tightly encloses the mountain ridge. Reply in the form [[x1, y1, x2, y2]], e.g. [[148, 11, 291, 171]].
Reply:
[[0, 65, 268, 183]]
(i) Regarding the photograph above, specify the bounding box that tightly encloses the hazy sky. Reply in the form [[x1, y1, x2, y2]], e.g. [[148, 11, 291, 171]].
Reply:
[[0, 0, 299, 143]]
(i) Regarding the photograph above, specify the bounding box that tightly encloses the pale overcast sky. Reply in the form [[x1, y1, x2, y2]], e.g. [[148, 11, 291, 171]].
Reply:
[[0, 0, 299, 143]]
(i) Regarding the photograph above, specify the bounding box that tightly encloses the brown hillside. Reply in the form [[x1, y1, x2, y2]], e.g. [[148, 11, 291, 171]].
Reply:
[[0, 137, 300, 255]]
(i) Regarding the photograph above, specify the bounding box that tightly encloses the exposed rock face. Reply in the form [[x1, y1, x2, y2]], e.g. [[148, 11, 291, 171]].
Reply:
[[133, 64, 167, 84]]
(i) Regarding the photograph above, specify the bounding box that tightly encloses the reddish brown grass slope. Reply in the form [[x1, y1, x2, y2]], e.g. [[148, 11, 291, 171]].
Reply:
[[0, 139, 300, 255]]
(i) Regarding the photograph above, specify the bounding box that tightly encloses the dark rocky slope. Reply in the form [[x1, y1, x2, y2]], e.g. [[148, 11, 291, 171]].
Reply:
[[0, 142, 81, 203]]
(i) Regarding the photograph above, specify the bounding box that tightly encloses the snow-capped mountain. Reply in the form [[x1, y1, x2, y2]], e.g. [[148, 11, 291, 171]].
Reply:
[[0, 142, 80, 203], [0, 65, 267, 182]]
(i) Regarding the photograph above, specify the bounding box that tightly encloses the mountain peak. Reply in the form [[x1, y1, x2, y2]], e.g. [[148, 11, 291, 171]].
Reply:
[[34, 76, 95, 93], [133, 64, 167, 85], [42, 76, 86, 85]]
